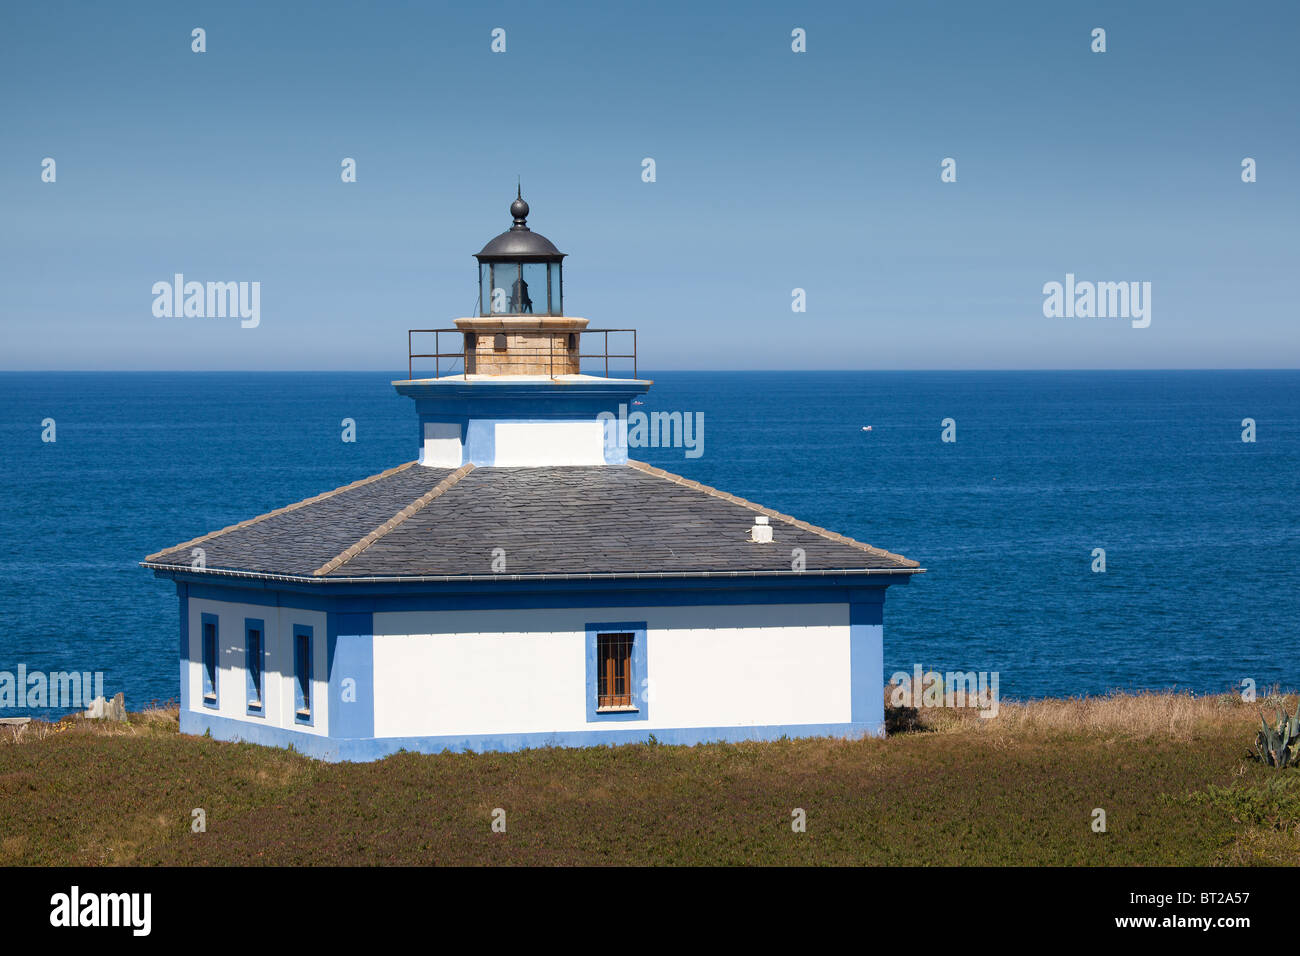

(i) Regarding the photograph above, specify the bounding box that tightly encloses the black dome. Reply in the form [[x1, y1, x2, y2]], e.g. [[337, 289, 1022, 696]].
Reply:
[[475, 230, 563, 258], [474, 190, 565, 261]]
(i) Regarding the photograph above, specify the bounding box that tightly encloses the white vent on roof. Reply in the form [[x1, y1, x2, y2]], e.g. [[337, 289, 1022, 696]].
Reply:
[[749, 514, 773, 543]]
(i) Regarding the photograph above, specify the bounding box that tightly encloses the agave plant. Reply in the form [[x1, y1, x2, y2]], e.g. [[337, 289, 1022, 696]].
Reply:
[[1255, 699, 1300, 768]]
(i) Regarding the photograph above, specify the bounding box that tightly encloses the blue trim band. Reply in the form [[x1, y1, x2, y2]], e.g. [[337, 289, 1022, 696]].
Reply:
[[180, 709, 883, 763], [397, 381, 650, 409], [167, 575, 901, 610]]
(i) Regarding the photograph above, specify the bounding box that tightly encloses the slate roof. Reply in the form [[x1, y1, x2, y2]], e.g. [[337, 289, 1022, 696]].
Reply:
[[142, 461, 922, 582]]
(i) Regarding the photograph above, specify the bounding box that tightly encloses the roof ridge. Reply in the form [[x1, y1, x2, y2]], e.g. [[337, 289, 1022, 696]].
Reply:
[[313, 463, 475, 576], [143, 461, 419, 563], [625, 459, 920, 569]]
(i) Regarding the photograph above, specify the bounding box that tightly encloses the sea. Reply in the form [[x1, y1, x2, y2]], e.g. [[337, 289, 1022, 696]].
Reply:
[[1, 370, 1297, 717]]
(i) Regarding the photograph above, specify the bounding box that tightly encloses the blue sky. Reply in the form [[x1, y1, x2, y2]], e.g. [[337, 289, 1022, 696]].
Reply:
[[1, 0, 1296, 370]]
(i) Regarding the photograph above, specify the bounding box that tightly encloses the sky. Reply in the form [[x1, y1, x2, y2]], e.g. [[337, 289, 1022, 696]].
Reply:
[[1, 0, 1296, 370]]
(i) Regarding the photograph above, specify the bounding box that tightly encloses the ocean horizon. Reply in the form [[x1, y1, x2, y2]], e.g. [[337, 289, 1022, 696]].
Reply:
[[2, 368, 1297, 717]]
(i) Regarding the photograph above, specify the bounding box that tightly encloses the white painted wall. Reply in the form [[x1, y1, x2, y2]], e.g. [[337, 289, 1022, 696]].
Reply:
[[493, 421, 605, 466], [421, 422, 463, 467], [186, 598, 329, 736], [371, 603, 850, 738]]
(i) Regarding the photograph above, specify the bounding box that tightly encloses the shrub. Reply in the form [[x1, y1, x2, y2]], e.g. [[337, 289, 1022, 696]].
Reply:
[[1254, 700, 1300, 768]]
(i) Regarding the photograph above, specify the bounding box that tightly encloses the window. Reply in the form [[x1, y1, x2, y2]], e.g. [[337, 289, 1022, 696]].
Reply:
[[293, 626, 313, 724], [586, 622, 648, 722], [245, 619, 264, 715], [201, 614, 218, 708], [597, 633, 634, 709]]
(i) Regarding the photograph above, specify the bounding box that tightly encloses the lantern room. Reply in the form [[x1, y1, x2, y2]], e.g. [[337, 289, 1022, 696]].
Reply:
[[475, 189, 565, 316]]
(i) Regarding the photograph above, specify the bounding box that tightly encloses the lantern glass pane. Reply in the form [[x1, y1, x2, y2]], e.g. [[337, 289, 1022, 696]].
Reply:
[[519, 263, 545, 314], [490, 262, 518, 314], [549, 262, 562, 314]]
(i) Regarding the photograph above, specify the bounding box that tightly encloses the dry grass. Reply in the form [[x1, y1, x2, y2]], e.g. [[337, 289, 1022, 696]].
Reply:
[[134, 703, 180, 730], [1, 692, 1297, 865], [0, 702, 179, 747], [904, 690, 1290, 742]]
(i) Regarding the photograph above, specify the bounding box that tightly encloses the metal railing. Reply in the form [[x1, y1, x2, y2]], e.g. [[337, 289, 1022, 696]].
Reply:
[[407, 328, 637, 380]]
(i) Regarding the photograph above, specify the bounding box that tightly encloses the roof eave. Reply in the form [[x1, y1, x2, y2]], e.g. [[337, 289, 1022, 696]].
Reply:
[[141, 561, 925, 586]]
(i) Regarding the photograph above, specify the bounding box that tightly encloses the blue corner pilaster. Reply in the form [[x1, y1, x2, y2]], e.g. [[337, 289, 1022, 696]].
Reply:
[[177, 582, 190, 712], [328, 611, 374, 738], [463, 418, 495, 464], [849, 591, 885, 730]]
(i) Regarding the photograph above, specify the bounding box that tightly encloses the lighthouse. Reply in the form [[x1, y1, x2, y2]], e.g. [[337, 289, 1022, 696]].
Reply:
[[142, 192, 923, 761], [399, 189, 647, 468]]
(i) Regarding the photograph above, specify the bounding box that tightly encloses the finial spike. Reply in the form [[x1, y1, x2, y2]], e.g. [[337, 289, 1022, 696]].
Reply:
[[509, 187, 530, 230]]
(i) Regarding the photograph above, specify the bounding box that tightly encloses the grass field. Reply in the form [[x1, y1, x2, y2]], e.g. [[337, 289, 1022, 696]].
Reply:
[[2, 692, 1298, 866]]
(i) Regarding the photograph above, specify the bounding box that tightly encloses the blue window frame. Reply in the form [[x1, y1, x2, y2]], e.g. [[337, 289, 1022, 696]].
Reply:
[[293, 625, 313, 725], [245, 618, 265, 716], [201, 613, 219, 709], [585, 621, 648, 722]]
